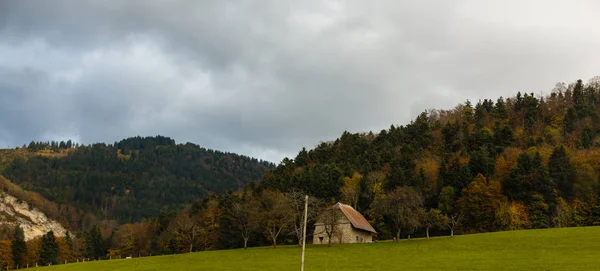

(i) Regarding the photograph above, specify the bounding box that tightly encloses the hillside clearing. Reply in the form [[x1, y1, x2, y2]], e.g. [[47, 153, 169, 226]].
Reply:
[[42, 226, 600, 271]]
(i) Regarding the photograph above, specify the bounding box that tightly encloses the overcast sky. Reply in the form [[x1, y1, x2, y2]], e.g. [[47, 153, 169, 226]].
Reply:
[[1, 1, 599, 163]]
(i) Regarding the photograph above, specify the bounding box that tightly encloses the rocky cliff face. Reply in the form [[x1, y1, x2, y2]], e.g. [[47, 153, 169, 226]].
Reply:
[[0, 193, 67, 241]]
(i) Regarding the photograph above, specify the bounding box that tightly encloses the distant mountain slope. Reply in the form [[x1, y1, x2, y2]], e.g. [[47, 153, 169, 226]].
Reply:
[[1, 136, 274, 224]]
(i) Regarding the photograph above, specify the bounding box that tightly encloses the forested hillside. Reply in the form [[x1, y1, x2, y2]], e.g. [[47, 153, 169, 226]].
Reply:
[[0, 136, 274, 224], [262, 77, 600, 237]]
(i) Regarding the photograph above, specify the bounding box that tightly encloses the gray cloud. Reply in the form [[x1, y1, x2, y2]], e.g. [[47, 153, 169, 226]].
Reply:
[[1, 0, 600, 163]]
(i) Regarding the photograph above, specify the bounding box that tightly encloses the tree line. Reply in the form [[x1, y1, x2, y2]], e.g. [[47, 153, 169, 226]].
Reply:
[[0, 226, 67, 269]]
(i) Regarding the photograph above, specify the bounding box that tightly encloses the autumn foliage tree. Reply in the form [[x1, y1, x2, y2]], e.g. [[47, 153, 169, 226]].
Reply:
[[371, 186, 423, 241], [0, 240, 15, 269], [495, 202, 531, 230], [341, 172, 363, 209], [458, 174, 507, 232]]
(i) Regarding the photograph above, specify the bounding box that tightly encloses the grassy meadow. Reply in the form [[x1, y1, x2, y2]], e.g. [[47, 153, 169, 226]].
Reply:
[[43, 226, 600, 271]]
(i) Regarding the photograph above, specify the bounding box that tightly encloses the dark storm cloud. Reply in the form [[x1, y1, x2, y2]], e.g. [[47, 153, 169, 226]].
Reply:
[[1, 0, 599, 162]]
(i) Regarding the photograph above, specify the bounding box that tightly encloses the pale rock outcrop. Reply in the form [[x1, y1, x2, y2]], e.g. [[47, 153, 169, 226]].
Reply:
[[0, 193, 68, 241]]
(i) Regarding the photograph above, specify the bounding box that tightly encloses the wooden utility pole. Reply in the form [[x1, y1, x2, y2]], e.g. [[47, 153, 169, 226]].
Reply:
[[300, 195, 308, 271]]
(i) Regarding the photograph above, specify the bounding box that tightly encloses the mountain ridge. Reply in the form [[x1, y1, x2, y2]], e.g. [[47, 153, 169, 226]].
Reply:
[[0, 136, 275, 228]]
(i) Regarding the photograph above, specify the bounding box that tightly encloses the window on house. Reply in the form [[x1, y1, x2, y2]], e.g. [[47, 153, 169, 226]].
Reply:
[[356, 236, 359, 242]]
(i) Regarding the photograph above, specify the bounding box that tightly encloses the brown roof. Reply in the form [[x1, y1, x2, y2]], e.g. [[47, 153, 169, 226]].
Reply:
[[331, 202, 377, 233]]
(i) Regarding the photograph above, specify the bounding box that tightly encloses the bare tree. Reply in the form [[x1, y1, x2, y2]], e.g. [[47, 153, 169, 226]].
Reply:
[[287, 190, 323, 246], [371, 186, 423, 241], [438, 186, 463, 237], [259, 190, 294, 248], [173, 214, 202, 253], [224, 199, 259, 249], [314, 205, 344, 247], [447, 212, 464, 237]]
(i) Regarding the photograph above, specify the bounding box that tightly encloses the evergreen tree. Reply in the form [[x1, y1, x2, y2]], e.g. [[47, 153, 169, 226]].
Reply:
[[493, 122, 514, 148], [169, 234, 180, 254], [11, 225, 27, 268], [444, 160, 472, 193], [573, 79, 587, 118], [469, 149, 495, 178], [386, 152, 416, 191], [85, 225, 106, 260], [528, 194, 551, 228], [442, 122, 461, 153], [294, 147, 309, 167], [438, 186, 456, 214], [39, 231, 59, 266], [474, 101, 486, 123], [581, 127, 594, 149], [515, 92, 523, 111], [564, 108, 577, 134], [463, 100, 474, 123], [504, 152, 554, 202], [549, 146, 577, 199]]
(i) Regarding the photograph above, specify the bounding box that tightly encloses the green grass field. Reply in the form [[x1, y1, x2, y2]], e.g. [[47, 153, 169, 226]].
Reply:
[[44, 226, 600, 271]]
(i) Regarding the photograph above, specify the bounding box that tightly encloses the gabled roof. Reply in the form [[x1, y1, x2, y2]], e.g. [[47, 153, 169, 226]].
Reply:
[[331, 202, 377, 233]]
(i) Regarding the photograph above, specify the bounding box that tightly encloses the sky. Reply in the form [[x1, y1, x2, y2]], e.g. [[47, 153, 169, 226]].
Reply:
[[1, 0, 600, 164]]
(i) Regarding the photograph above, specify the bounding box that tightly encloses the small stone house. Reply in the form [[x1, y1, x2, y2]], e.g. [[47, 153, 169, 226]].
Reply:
[[313, 202, 376, 244]]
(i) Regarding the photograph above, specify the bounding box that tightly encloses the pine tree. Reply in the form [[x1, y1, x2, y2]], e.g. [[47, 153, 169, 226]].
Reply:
[[493, 122, 514, 148], [39, 231, 59, 266], [11, 225, 27, 268], [504, 152, 554, 203], [573, 79, 587, 118], [564, 108, 577, 134], [581, 127, 594, 149], [549, 146, 577, 199], [469, 149, 495, 178], [85, 225, 106, 260], [528, 194, 550, 228]]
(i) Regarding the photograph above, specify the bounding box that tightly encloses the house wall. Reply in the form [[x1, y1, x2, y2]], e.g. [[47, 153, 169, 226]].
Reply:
[[313, 223, 351, 244], [312, 208, 374, 244], [313, 223, 373, 244], [351, 229, 373, 243]]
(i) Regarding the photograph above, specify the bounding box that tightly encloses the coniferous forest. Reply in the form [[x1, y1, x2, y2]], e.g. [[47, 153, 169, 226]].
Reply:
[[2, 136, 274, 225], [2, 77, 600, 269]]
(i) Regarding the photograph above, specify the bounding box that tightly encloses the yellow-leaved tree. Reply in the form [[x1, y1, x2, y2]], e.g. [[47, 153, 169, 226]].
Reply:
[[341, 172, 363, 209]]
